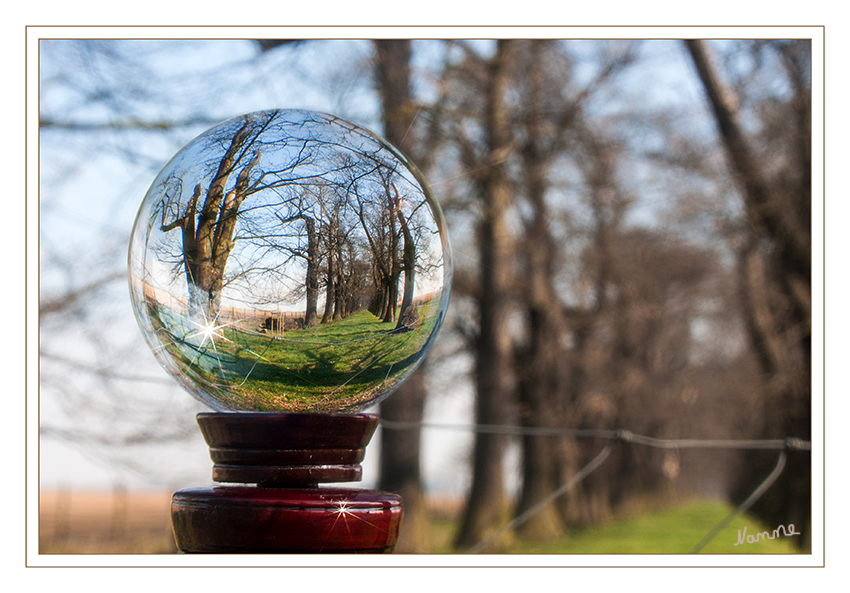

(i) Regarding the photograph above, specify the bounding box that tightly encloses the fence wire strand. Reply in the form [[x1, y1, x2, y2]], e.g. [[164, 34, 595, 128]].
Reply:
[[378, 420, 811, 451], [378, 419, 811, 554], [689, 449, 789, 553]]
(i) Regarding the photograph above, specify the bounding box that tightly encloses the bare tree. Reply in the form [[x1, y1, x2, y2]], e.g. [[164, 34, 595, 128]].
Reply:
[[270, 193, 321, 327], [449, 40, 518, 550], [159, 116, 264, 318], [685, 39, 811, 546], [509, 40, 640, 540]]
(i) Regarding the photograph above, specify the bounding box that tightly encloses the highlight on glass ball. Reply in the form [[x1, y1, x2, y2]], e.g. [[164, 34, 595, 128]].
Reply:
[[128, 109, 451, 413]]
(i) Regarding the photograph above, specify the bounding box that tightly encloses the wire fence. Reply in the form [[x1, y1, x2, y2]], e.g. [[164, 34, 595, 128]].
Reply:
[[378, 419, 812, 554]]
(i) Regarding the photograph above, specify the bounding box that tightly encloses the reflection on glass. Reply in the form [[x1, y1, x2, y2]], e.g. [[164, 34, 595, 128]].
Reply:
[[128, 109, 451, 412]]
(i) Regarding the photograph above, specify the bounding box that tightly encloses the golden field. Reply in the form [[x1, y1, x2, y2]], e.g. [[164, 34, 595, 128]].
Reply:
[[39, 489, 177, 554]]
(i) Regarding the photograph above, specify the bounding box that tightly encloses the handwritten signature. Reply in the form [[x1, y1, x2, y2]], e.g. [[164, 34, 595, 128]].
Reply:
[[734, 524, 800, 546]]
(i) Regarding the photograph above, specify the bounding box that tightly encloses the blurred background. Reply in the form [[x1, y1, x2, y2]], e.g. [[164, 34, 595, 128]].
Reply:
[[36, 35, 814, 555]]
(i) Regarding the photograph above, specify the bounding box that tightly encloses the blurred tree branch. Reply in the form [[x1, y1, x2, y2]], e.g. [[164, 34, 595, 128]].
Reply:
[[39, 270, 125, 317], [39, 115, 224, 132]]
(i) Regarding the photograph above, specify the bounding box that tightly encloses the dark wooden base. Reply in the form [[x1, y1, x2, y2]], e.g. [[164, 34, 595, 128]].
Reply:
[[172, 486, 402, 553], [196, 412, 378, 486], [171, 412, 403, 554]]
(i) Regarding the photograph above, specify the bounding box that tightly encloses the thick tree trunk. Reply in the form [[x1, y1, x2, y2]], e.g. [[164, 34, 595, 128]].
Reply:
[[178, 184, 201, 304], [161, 119, 259, 320], [375, 39, 415, 155], [454, 40, 516, 551], [303, 216, 318, 327], [513, 40, 569, 541], [515, 328, 566, 540], [192, 120, 252, 317], [685, 39, 811, 547], [515, 248, 569, 540], [378, 361, 430, 552], [207, 151, 259, 311]]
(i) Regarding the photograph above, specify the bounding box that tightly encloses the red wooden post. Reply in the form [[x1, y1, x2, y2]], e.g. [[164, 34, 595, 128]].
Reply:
[[171, 412, 403, 553]]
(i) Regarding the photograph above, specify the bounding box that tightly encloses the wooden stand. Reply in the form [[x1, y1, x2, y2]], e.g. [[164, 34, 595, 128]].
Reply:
[[170, 412, 403, 553]]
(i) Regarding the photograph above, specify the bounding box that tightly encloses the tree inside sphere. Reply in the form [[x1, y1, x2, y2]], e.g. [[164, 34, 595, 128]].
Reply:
[[128, 109, 451, 413]]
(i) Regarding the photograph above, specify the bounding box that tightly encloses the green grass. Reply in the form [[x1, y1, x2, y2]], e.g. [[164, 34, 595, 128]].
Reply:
[[428, 500, 806, 555], [222, 310, 431, 411], [149, 297, 440, 412]]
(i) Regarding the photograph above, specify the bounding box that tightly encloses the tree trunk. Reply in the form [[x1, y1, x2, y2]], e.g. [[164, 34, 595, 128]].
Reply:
[[394, 202, 416, 331], [333, 266, 344, 320], [512, 39, 569, 541], [191, 120, 252, 317], [684, 39, 811, 547], [303, 216, 318, 327], [382, 223, 399, 324], [161, 119, 260, 320], [515, 327, 566, 540], [321, 238, 335, 324], [515, 244, 569, 540], [378, 360, 431, 552], [454, 40, 516, 551]]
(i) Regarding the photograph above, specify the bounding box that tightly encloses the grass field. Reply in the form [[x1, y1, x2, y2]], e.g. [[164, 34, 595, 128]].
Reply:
[[148, 299, 440, 412], [497, 500, 804, 554], [38, 490, 805, 556], [220, 310, 432, 411]]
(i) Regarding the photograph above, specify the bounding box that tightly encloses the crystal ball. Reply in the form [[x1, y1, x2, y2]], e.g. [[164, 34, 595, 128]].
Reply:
[[128, 109, 451, 413]]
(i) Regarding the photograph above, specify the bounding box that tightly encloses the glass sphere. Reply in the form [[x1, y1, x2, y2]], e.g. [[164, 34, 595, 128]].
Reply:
[[128, 109, 451, 413]]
